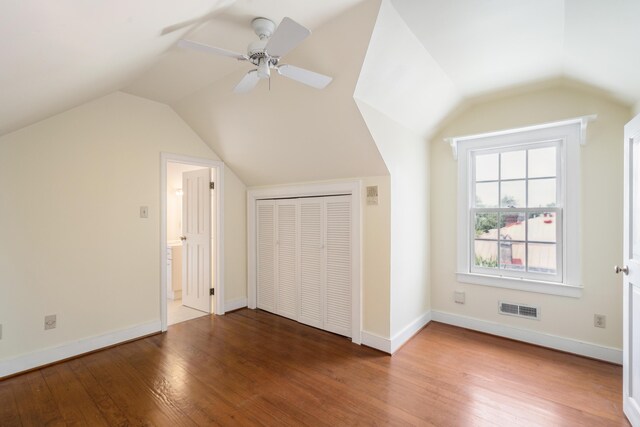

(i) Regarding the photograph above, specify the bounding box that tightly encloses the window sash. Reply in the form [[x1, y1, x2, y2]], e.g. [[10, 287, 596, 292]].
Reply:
[[469, 207, 563, 282], [468, 138, 563, 283]]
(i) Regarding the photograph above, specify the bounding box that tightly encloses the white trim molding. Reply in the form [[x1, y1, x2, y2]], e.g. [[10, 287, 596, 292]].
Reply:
[[362, 311, 433, 354], [0, 320, 161, 379], [247, 180, 362, 344], [361, 331, 391, 353], [444, 115, 597, 159], [225, 297, 248, 312], [160, 153, 225, 332], [432, 311, 622, 364], [456, 273, 583, 298], [390, 311, 432, 354]]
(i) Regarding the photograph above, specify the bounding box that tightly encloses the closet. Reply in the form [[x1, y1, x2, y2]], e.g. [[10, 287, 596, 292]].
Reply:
[[256, 195, 352, 338]]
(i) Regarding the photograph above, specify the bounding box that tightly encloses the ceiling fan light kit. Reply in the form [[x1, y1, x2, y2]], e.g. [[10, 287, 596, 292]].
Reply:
[[178, 16, 332, 93]]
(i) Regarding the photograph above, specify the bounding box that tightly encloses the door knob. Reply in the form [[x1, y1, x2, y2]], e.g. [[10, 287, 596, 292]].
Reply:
[[180, 236, 187, 241], [615, 265, 629, 275]]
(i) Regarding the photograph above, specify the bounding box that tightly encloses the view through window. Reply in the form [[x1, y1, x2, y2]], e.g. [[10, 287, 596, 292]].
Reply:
[[471, 142, 561, 281]]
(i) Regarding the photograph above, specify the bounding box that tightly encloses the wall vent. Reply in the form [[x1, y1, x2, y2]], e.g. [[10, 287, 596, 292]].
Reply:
[[499, 301, 540, 320], [366, 186, 379, 205]]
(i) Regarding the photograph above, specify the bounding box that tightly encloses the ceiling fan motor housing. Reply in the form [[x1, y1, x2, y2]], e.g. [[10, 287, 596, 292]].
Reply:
[[247, 37, 278, 70]]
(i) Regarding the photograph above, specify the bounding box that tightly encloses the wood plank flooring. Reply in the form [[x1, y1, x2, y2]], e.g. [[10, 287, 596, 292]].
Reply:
[[0, 309, 629, 426]]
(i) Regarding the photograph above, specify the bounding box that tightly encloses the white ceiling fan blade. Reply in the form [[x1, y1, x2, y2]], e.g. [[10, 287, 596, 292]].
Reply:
[[233, 70, 260, 93], [277, 64, 332, 89], [265, 17, 310, 58], [178, 39, 247, 60]]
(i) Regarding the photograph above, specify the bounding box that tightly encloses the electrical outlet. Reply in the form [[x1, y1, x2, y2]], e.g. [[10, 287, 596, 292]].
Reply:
[[454, 291, 465, 304], [594, 314, 606, 328], [140, 206, 149, 218], [44, 314, 57, 330]]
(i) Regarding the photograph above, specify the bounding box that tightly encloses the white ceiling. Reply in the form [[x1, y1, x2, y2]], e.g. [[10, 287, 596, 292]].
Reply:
[[391, 0, 640, 105], [0, 0, 364, 135], [0, 0, 232, 135], [172, 0, 389, 186], [2, 0, 639, 185], [123, 0, 366, 103]]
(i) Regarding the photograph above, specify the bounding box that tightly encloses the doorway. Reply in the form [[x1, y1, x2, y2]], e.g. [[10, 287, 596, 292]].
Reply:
[[160, 153, 225, 331]]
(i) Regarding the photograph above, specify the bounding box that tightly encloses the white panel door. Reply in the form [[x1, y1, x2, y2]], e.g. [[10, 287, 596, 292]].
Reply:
[[324, 195, 352, 338], [623, 113, 640, 426], [276, 200, 298, 320], [181, 168, 211, 313], [257, 200, 276, 313], [298, 198, 324, 328]]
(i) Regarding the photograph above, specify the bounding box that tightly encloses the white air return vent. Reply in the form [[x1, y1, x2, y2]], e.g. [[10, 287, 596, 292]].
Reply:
[[499, 301, 540, 320]]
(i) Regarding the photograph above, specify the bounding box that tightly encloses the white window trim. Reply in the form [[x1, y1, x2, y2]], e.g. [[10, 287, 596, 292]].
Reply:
[[447, 116, 595, 298]]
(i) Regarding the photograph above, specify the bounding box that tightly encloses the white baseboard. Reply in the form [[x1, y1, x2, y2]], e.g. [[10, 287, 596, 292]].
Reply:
[[432, 311, 622, 364], [224, 297, 248, 313], [361, 310, 433, 354], [361, 331, 391, 353], [390, 311, 432, 354], [0, 320, 161, 379]]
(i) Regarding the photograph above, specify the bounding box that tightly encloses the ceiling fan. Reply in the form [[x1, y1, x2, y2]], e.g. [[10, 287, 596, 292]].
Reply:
[[178, 17, 332, 93]]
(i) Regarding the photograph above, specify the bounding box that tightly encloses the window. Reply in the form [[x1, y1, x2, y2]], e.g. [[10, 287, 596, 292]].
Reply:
[[449, 117, 591, 298]]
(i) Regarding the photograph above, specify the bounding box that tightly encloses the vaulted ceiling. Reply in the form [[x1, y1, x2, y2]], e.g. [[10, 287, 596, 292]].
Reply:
[[2, 0, 639, 184]]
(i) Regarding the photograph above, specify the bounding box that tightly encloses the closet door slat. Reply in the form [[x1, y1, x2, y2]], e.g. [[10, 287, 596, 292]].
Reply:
[[324, 195, 352, 338], [256, 200, 276, 313], [298, 199, 323, 328], [276, 200, 298, 320]]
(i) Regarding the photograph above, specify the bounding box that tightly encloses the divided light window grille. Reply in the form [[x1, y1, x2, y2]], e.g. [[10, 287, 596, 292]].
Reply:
[[470, 140, 563, 283]]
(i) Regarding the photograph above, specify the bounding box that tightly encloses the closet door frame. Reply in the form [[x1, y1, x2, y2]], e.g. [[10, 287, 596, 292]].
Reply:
[[247, 181, 362, 344]]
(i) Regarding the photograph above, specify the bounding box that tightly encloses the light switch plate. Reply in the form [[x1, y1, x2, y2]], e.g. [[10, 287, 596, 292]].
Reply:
[[140, 206, 149, 218]]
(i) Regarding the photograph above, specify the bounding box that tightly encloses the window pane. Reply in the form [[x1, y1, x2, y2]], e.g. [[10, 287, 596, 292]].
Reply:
[[500, 212, 526, 241], [476, 182, 499, 208], [475, 240, 498, 269], [501, 180, 525, 207], [500, 241, 525, 271], [475, 153, 498, 182], [528, 147, 556, 178], [528, 212, 556, 242], [501, 150, 526, 180], [528, 243, 557, 274], [528, 178, 556, 207], [475, 213, 498, 238]]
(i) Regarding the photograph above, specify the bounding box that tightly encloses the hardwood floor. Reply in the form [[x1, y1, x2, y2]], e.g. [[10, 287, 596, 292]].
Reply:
[[0, 309, 629, 426]]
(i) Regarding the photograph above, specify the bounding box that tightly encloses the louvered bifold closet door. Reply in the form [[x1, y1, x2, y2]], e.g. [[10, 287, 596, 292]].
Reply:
[[324, 195, 352, 338], [256, 200, 276, 313], [276, 200, 298, 320], [298, 198, 324, 328]]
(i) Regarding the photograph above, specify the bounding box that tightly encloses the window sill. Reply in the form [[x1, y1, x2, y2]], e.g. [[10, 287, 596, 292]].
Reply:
[[456, 272, 583, 298]]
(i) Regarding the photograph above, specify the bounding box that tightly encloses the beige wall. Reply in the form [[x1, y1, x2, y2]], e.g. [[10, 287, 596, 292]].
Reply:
[[430, 83, 632, 349], [361, 176, 391, 337], [223, 166, 247, 304], [0, 91, 247, 361]]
